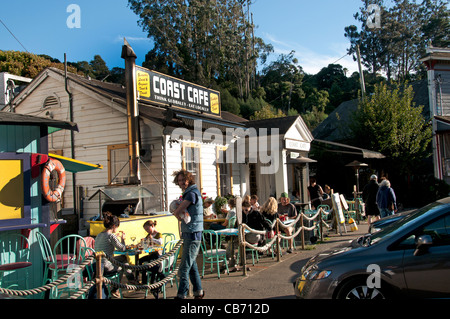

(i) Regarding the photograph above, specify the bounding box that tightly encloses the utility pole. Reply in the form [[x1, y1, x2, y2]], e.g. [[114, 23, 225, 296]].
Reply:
[[356, 45, 366, 100]]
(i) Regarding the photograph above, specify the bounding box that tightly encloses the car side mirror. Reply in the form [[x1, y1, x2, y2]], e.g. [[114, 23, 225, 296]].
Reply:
[[414, 235, 433, 256]]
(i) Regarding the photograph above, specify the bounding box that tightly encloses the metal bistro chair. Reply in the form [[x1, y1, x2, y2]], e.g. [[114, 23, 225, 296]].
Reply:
[[81, 246, 123, 299], [36, 231, 56, 289], [0, 233, 31, 290], [145, 239, 181, 299], [51, 234, 88, 299], [218, 216, 237, 246], [201, 230, 229, 279], [161, 233, 176, 246]]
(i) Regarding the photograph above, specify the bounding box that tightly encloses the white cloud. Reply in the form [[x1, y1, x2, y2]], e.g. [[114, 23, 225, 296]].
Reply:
[[261, 32, 362, 76]]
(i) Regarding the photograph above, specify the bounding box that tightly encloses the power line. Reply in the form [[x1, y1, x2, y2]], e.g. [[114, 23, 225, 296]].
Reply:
[[0, 18, 29, 53]]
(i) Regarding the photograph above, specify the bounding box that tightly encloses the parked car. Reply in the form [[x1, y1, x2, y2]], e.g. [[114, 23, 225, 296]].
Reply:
[[368, 210, 413, 233], [294, 197, 450, 299]]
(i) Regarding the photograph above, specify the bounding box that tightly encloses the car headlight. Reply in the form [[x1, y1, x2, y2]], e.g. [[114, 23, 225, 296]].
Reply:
[[306, 270, 332, 280]]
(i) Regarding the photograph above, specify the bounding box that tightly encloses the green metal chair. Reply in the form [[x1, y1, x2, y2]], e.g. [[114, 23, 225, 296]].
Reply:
[[36, 231, 58, 299], [145, 239, 181, 299], [0, 233, 31, 290], [201, 230, 229, 278], [162, 233, 176, 246], [81, 246, 122, 299], [51, 234, 88, 299]]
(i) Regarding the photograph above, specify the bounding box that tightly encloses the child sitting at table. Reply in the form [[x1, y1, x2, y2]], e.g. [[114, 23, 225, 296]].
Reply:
[[142, 220, 163, 246], [138, 220, 165, 297]]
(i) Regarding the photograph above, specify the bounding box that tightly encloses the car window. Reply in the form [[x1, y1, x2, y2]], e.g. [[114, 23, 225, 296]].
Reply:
[[397, 214, 450, 248], [422, 214, 450, 245], [370, 202, 443, 246]]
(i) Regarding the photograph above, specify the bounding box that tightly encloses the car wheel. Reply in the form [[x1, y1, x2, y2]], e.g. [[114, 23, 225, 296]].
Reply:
[[337, 278, 388, 299]]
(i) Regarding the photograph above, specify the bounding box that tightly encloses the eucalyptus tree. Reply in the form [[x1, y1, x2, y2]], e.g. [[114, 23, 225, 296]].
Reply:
[[128, 0, 272, 100]]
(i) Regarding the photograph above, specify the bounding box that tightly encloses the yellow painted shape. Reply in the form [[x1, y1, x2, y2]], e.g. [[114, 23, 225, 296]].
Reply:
[[0, 160, 24, 220]]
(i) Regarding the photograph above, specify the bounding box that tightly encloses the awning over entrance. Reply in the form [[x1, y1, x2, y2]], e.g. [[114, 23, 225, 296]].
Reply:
[[313, 139, 385, 159], [48, 153, 103, 173], [435, 116, 450, 133]]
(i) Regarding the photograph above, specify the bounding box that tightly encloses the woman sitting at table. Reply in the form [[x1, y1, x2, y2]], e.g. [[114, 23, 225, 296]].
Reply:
[[203, 197, 217, 219], [94, 211, 136, 298], [138, 220, 165, 297], [261, 197, 279, 224], [209, 198, 237, 231], [241, 200, 272, 245]]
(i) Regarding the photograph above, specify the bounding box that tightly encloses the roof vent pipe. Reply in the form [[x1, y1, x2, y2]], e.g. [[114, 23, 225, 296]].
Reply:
[[121, 38, 141, 185]]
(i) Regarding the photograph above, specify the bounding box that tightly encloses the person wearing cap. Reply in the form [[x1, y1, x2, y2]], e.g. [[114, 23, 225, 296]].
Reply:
[[362, 174, 380, 224], [278, 192, 297, 253]]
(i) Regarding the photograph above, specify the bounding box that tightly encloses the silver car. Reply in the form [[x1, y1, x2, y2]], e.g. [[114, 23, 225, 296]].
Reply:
[[294, 197, 450, 299]]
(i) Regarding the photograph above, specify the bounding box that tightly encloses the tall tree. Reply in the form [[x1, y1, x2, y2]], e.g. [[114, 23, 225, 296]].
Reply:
[[259, 50, 305, 114], [345, 0, 449, 81], [128, 0, 272, 99], [350, 82, 432, 174]]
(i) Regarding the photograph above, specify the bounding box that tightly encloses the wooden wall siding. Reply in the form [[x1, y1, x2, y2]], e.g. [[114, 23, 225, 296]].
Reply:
[[437, 71, 450, 116], [0, 125, 40, 153], [15, 75, 129, 212], [0, 125, 43, 294]]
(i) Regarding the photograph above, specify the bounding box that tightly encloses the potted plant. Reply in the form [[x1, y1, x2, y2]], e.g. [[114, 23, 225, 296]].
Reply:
[[214, 196, 228, 217]]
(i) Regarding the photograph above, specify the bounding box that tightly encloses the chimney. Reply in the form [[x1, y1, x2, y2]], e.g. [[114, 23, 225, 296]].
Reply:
[[121, 38, 140, 184]]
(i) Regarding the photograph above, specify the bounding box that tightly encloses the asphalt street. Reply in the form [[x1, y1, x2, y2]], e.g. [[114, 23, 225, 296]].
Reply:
[[123, 221, 370, 300]]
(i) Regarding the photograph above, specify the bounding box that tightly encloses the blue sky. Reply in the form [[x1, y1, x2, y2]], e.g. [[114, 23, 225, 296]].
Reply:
[[1, 0, 364, 76]]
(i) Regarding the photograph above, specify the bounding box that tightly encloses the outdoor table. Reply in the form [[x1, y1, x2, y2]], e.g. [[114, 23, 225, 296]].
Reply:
[[115, 245, 163, 278], [203, 219, 226, 229]]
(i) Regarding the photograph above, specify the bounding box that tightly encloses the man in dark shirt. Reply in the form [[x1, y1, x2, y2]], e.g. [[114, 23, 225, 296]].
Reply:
[[277, 192, 297, 253], [241, 200, 271, 244], [307, 177, 324, 209]]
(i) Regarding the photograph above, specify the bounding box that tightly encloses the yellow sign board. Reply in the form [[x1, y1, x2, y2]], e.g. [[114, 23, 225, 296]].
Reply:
[[135, 66, 221, 117]]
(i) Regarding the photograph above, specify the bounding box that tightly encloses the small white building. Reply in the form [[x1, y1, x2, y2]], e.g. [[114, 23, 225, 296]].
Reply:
[[10, 62, 314, 234]]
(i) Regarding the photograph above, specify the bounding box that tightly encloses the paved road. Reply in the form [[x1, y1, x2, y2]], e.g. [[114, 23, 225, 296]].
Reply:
[[123, 221, 370, 300]]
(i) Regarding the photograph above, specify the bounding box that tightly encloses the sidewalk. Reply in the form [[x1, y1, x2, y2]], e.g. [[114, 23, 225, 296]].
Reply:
[[122, 221, 370, 300]]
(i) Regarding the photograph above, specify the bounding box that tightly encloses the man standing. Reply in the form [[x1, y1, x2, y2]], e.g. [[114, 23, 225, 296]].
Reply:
[[307, 177, 324, 209], [362, 174, 380, 224], [172, 169, 204, 299]]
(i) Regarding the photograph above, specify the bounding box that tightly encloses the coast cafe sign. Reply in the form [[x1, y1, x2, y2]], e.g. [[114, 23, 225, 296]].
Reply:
[[136, 66, 221, 116]]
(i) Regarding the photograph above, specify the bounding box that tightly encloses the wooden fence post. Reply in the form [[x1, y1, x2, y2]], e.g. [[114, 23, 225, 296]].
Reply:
[[95, 252, 103, 299]]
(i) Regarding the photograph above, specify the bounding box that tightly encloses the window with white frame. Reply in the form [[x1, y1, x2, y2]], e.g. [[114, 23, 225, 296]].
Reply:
[[217, 146, 232, 196], [108, 144, 129, 184], [182, 142, 202, 189]]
